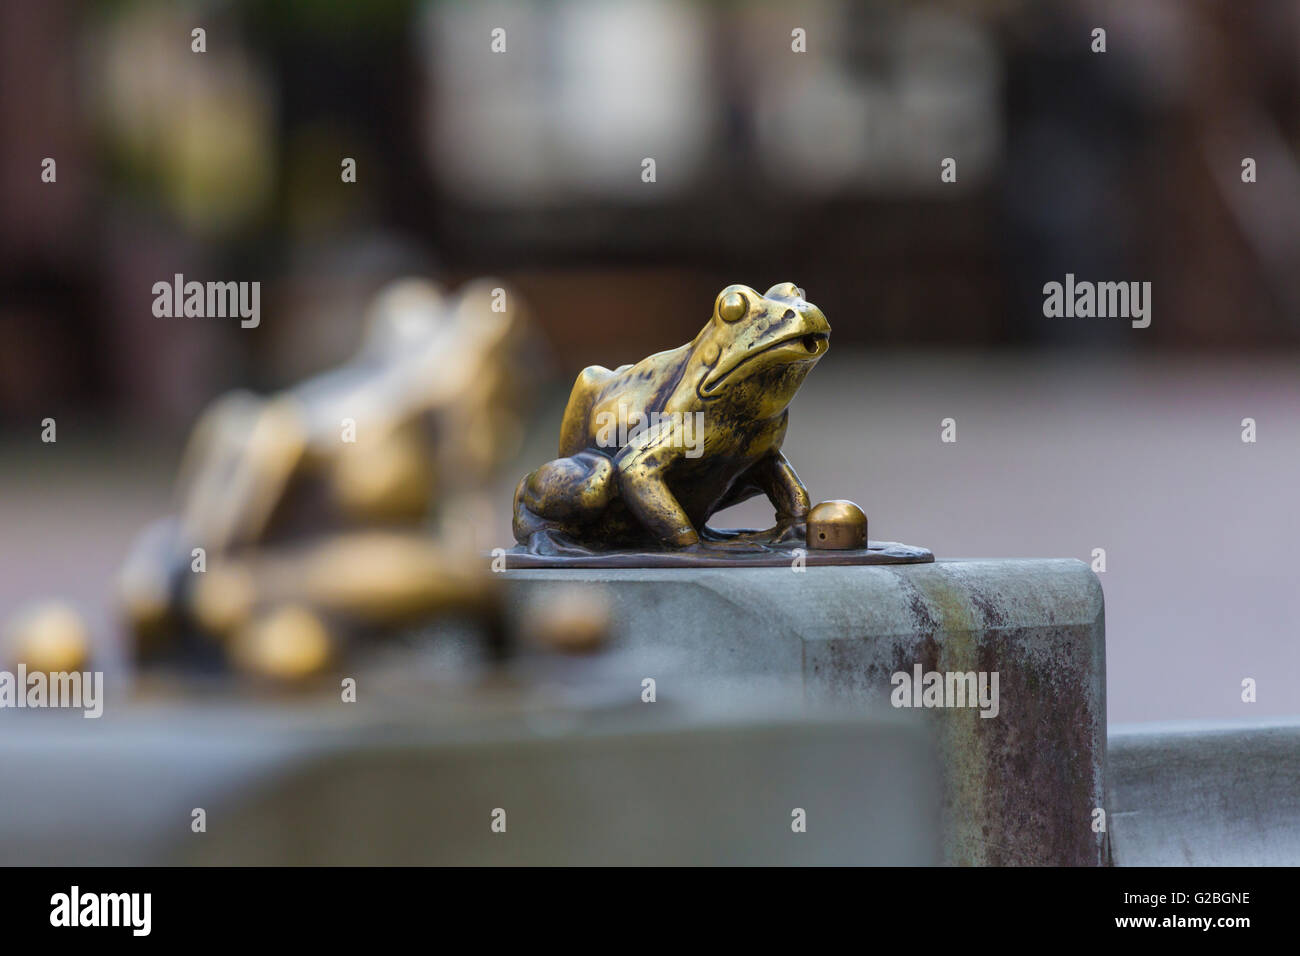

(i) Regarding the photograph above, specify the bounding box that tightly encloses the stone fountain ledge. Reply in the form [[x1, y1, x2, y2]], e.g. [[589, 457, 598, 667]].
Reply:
[[502, 558, 1107, 865]]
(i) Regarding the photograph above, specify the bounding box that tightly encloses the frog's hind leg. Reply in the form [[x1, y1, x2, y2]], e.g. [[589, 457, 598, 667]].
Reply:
[[513, 451, 616, 553]]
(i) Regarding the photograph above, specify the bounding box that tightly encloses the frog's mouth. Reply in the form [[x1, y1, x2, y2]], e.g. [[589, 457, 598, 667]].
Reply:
[[700, 331, 829, 397]]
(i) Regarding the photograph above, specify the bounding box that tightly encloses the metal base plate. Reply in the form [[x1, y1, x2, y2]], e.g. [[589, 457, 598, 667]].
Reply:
[[500, 539, 934, 569]]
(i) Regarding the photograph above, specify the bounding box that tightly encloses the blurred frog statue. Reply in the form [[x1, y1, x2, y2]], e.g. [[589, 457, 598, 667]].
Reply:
[[116, 277, 535, 679]]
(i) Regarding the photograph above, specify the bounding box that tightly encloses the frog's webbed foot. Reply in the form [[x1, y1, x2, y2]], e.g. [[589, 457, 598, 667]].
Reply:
[[707, 527, 802, 548], [701, 520, 804, 548], [525, 529, 595, 557], [762, 516, 807, 546], [692, 528, 772, 552]]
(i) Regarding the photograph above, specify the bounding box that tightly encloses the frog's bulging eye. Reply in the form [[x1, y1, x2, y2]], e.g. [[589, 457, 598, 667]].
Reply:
[[718, 292, 748, 323]]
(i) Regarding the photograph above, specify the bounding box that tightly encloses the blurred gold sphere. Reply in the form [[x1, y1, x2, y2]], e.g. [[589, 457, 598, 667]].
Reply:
[[5, 601, 91, 673], [807, 500, 868, 550], [230, 605, 333, 681], [191, 564, 257, 637], [527, 585, 612, 655]]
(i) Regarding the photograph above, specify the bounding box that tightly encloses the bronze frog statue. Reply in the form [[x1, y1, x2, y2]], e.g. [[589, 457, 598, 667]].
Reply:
[[514, 282, 830, 555]]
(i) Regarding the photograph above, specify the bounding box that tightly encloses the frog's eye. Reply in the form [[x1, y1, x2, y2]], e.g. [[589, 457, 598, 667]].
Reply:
[[718, 291, 749, 323], [765, 282, 804, 301]]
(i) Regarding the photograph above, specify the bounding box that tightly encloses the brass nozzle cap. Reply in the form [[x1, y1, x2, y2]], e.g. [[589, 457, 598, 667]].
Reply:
[[807, 500, 868, 550]]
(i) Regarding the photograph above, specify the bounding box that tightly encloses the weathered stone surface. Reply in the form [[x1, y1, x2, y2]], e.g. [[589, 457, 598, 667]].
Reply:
[[1108, 718, 1300, 866], [504, 558, 1107, 865], [0, 695, 938, 865]]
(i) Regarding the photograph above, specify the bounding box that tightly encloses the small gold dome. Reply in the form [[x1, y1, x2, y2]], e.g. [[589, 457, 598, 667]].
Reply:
[[807, 500, 868, 550]]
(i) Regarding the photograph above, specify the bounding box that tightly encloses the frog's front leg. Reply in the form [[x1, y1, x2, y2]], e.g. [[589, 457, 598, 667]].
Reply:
[[749, 451, 813, 543], [615, 444, 699, 548]]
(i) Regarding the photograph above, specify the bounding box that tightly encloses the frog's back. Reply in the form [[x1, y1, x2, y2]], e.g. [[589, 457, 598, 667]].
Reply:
[[555, 345, 685, 451], [599, 344, 689, 404]]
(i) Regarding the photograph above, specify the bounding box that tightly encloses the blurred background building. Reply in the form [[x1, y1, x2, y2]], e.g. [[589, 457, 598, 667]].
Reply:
[[0, 0, 1297, 722]]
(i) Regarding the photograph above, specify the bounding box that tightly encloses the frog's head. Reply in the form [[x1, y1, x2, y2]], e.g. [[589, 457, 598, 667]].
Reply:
[[692, 282, 830, 415], [361, 278, 449, 356]]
